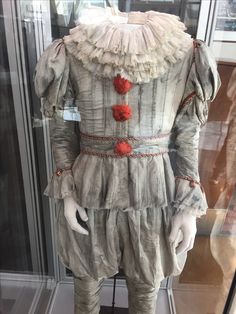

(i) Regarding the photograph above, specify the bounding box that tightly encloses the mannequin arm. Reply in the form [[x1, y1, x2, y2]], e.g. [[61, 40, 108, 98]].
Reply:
[[169, 211, 197, 255]]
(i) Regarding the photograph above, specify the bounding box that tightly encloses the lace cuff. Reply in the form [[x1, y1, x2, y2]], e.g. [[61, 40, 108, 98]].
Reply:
[[171, 176, 208, 218], [43, 168, 76, 199]]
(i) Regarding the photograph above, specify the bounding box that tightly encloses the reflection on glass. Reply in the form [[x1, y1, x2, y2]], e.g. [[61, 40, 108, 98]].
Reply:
[[0, 0, 57, 312], [172, 40, 236, 314], [216, 0, 236, 32], [208, 65, 236, 314], [50, 0, 201, 38]]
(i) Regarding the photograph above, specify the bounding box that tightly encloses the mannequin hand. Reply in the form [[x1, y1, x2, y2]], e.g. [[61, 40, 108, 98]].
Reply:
[[169, 211, 197, 255], [64, 196, 89, 235]]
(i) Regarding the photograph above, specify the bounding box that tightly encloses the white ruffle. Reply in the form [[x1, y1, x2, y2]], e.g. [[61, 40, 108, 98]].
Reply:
[[63, 11, 193, 83]]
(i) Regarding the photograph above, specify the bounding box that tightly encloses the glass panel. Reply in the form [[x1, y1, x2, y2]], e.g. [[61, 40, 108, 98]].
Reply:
[[172, 1, 236, 313], [0, 0, 32, 273], [0, 0, 56, 312]]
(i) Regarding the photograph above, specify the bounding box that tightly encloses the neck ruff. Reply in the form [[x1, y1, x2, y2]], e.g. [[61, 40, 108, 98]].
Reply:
[[63, 11, 193, 83]]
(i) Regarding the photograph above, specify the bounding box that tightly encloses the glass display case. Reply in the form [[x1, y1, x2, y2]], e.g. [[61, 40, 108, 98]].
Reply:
[[0, 1, 235, 313]]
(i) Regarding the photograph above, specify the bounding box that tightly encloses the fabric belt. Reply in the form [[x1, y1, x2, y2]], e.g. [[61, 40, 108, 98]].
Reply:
[[79, 132, 171, 158]]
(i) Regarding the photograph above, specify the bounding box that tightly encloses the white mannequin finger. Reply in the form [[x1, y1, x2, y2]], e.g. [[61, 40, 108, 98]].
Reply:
[[71, 223, 89, 235], [175, 229, 191, 255], [77, 205, 88, 221], [187, 236, 195, 251], [72, 223, 89, 235], [66, 216, 89, 235], [176, 239, 189, 255], [64, 214, 75, 227], [169, 218, 180, 243], [64, 208, 77, 221]]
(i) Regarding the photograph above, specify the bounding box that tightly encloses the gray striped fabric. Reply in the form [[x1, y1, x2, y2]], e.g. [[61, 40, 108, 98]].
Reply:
[[34, 38, 221, 217], [34, 32, 221, 301]]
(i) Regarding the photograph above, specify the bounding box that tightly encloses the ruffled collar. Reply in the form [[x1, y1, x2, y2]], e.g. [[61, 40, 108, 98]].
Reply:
[[63, 10, 193, 83]]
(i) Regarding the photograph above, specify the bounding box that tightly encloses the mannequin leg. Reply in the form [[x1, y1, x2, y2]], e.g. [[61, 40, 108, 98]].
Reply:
[[74, 276, 104, 314], [126, 278, 161, 314]]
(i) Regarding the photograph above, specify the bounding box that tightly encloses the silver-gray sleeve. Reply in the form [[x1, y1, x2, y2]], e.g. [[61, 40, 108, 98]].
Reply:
[[171, 39, 222, 217], [34, 39, 79, 199]]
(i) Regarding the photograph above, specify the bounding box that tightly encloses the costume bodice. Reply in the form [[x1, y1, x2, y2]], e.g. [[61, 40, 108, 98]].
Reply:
[[34, 9, 221, 216]]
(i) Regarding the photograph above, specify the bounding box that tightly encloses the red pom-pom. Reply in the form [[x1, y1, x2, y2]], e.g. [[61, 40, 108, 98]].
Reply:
[[114, 141, 132, 156], [113, 75, 133, 95], [112, 104, 132, 121]]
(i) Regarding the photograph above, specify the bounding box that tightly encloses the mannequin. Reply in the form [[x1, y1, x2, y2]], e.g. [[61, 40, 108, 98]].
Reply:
[[34, 3, 221, 314], [65, 0, 197, 254]]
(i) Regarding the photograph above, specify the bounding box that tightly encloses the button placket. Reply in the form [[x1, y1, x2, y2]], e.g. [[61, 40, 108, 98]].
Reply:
[[112, 75, 134, 155]]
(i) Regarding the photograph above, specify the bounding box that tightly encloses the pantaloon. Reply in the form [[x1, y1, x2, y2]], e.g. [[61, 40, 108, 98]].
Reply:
[[74, 276, 161, 314], [56, 200, 187, 313]]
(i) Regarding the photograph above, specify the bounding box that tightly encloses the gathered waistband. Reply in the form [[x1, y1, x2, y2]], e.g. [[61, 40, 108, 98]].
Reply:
[[79, 131, 172, 158]]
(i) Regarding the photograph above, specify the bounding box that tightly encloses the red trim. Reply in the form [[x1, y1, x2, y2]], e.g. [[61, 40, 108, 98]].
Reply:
[[175, 175, 205, 193], [193, 39, 201, 48], [178, 91, 196, 113], [55, 167, 72, 176], [176, 39, 202, 113]]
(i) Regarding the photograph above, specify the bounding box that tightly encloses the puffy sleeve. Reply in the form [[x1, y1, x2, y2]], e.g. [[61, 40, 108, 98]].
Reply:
[[34, 39, 80, 199], [171, 39, 221, 218]]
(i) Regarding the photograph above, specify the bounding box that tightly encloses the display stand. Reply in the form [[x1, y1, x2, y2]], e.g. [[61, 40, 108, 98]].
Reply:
[[100, 274, 128, 313]]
